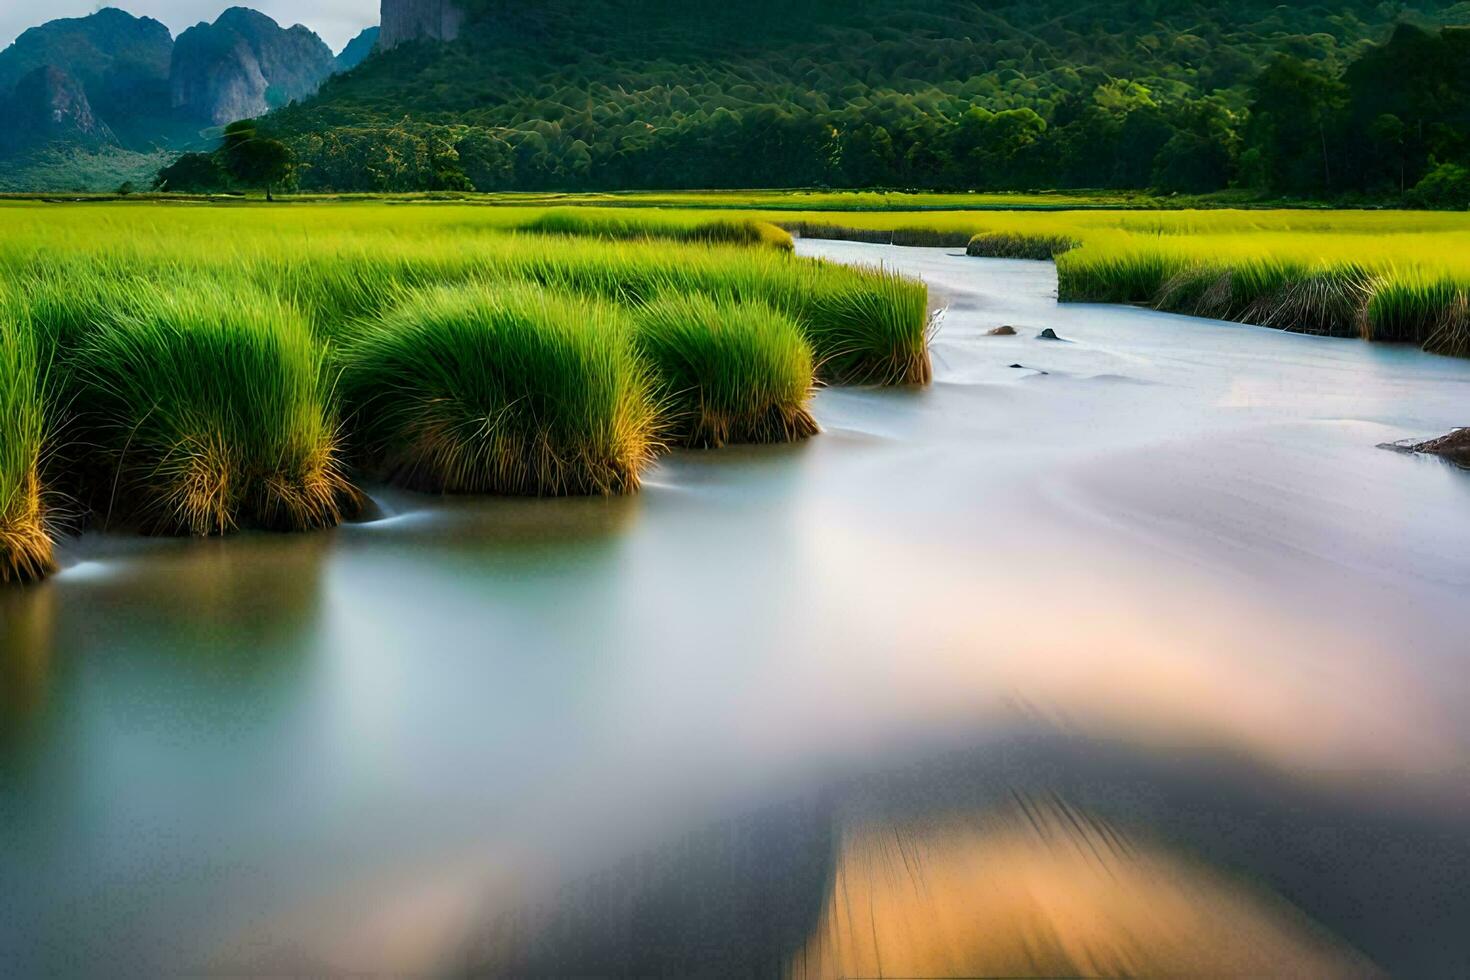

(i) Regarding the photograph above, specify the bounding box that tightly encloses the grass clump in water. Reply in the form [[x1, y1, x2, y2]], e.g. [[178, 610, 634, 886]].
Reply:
[[1364, 273, 1462, 346], [784, 222, 972, 248], [1243, 264, 1377, 337], [72, 284, 355, 535], [796, 263, 933, 385], [966, 232, 1077, 259], [633, 294, 818, 448], [1422, 291, 1470, 357], [524, 208, 794, 251], [340, 284, 658, 495], [0, 304, 52, 582]]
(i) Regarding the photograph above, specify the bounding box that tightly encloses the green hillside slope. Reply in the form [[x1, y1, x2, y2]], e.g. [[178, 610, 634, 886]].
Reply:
[[262, 0, 1470, 198]]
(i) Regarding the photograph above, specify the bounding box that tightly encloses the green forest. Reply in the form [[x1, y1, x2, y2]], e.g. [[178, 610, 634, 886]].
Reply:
[[180, 0, 1469, 204]]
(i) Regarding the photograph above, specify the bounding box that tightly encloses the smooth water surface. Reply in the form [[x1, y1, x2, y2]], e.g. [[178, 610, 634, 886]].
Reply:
[[3, 243, 1469, 976]]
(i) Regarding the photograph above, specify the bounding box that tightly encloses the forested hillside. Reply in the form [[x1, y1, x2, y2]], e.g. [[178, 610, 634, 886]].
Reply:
[[257, 0, 1470, 201]]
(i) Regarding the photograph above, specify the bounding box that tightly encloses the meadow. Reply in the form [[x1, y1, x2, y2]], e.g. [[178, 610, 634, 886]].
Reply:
[[511, 202, 1470, 355], [0, 202, 931, 582], [6, 196, 1470, 583]]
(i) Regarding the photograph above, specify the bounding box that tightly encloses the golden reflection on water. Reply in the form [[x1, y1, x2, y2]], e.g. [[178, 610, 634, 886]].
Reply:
[[61, 531, 333, 655], [790, 800, 1376, 978], [0, 586, 55, 734]]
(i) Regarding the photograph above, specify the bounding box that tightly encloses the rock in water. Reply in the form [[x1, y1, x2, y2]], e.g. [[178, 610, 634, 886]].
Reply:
[[987, 326, 1018, 336], [1037, 328, 1065, 341], [1405, 428, 1470, 466], [170, 8, 337, 126], [380, 0, 465, 50]]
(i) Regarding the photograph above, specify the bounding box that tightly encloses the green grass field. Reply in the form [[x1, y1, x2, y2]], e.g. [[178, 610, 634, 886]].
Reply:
[[4, 195, 1469, 582], [0, 200, 930, 581], [701, 206, 1470, 354]]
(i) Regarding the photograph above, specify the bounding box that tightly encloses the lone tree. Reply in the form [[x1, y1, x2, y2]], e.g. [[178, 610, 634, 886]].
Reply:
[[222, 120, 294, 201], [153, 152, 227, 194]]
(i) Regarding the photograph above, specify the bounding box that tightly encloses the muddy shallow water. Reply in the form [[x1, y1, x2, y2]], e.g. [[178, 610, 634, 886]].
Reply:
[[3, 242, 1469, 976]]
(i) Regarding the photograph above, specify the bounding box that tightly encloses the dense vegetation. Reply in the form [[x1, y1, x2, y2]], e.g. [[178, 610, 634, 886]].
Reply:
[[253, 0, 1470, 203], [757, 206, 1470, 355], [341, 285, 659, 494], [0, 294, 50, 583], [0, 202, 930, 582], [632, 294, 819, 448]]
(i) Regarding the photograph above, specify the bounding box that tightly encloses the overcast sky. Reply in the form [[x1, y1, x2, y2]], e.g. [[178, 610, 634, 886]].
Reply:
[[2, 1, 379, 53]]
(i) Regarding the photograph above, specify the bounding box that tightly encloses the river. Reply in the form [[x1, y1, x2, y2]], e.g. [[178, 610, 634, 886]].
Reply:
[[2, 241, 1468, 976]]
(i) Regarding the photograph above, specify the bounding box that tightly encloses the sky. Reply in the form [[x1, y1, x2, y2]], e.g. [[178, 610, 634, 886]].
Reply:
[[1, 1, 379, 53]]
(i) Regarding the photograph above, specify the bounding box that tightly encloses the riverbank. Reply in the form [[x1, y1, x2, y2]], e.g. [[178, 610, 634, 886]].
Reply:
[[0, 206, 931, 581]]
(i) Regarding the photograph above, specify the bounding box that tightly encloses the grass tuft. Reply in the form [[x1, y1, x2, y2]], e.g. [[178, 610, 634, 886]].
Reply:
[[784, 222, 973, 248], [1422, 291, 1470, 358], [340, 284, 659, 495], [797, 263, 933, 385], [966, 232, 1077, 259], [0, 304, 53, 582], [525, 208, 793, 251], [1244, 265, 1376, 337], [71, 284, 355, 535], [633, 293, 818, 448]]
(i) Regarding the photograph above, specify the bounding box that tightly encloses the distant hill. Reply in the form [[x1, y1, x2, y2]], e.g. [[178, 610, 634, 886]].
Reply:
[[259, 0, 1469, 197], [337, 28, 380, 72], [0, 5, 355, 189], [0, 7, 173, 151]]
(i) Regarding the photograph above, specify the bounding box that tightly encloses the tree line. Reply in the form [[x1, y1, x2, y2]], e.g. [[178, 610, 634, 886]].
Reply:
[[159, 8, 1470, 206]]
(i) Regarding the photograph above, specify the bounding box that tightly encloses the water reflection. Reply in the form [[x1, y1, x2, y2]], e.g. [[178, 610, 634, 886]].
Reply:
[[797, 805, 1367, 977], [353, 486, 641, 558], [0, 586, 55, 747], [456, 736, 1463, 975], [48, 529, 332, 655]]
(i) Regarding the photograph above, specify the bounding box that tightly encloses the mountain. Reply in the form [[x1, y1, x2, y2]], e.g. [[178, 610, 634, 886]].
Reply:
[[171, 7, 338, 125], [1, 65, 115, 153], [264, 0, 1469, 196], [0, 7, 172, 145], [0, 8, 172, 96], [337, 28, 380, 71], [0, 5, 361, 189]]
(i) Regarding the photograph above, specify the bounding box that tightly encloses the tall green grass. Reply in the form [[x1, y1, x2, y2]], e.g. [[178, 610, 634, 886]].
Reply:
[[70, 284, 355, 535], [0, 205, 933, 573], [234, 240, 931, 385], [966, 232, 1078, 260], [0, 301, 52, 582], [784, 222, 972, 248], [1059, 247, 1470, 355], [1364, 272, 1463, 345], [524, 208, 794, 251], [0, 206, 932, 387], [633, 294, 818, 448], [339, 284, 658, 495], [796, 264, 933, 385]]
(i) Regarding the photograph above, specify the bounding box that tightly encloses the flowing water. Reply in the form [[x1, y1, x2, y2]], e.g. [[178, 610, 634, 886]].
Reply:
[[2, 242, 1469, 977]]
